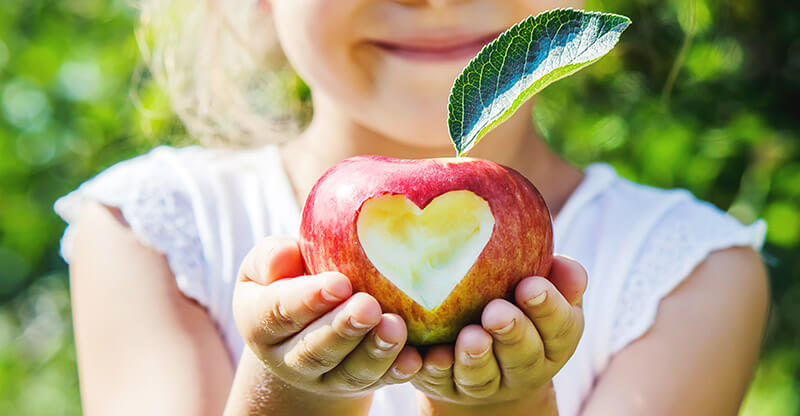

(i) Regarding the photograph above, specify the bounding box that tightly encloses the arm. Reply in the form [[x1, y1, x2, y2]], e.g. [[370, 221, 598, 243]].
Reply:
[[581, 246, 769, 415], [70, 201, 234, 415], [414, 256, 588, 416], [72, 203, 408, 416], [224, 347, 374, 415], [225, 236, 423, 416]]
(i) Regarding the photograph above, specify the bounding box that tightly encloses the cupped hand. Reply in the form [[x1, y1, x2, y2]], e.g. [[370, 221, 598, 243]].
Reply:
[[232, 236, 423, 397], [413, 255, 587, 406]]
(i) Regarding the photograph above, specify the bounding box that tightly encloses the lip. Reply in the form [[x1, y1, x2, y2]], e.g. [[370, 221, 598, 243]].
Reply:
[[371, 31, 503, 62]]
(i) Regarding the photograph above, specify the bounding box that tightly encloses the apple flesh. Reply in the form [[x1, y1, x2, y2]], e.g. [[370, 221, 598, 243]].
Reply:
[[299, 156, 553, 345]]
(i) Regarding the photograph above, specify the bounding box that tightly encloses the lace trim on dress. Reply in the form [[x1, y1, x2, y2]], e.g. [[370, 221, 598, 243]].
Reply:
[[609, 200, 767, 354], [54, 149, 210, 307]]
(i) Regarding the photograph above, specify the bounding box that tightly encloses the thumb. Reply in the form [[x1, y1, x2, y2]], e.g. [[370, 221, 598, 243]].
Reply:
[[238, 236, 306, 285], [547, 254, 588, 306]]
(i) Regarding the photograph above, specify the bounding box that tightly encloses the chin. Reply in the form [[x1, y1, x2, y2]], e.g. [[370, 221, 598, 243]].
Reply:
[[374, 114, 453, 150], [361, 88, 457, 150]]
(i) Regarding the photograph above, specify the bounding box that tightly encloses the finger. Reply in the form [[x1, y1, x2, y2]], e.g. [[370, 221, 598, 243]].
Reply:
[[481, 299, 546, 386], [322, 314, 407, 392], [453, 325, 501, 399], [238, 236, 305, 285], [413, 345, 456, 398], [380, 346, 423, 385], [279, 292, 382, 378], [234, 271, 352, 349], [548, 255, 588, 306], [515, 277, 584, 362]]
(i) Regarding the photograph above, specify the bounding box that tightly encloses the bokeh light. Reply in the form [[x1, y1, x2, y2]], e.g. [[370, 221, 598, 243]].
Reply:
[[0, 0, 798, 414]]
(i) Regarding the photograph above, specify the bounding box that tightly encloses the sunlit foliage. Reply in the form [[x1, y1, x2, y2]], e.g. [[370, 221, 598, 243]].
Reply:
[[0, 0, 797, 414]]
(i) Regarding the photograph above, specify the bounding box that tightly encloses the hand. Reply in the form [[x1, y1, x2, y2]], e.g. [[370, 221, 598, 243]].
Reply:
[[413, 255, 587, 410], [232, 236, 423, 398]]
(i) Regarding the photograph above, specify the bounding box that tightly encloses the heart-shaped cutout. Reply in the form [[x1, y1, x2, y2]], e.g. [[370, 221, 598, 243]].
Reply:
[[356, 190, 495, 310]]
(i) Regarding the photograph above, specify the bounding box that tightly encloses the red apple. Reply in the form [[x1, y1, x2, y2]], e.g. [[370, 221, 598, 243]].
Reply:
[[299, 156, 553, 345]]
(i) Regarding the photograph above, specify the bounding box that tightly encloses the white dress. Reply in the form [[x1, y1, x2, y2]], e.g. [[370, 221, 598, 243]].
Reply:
[[54, 145, 766, 416]]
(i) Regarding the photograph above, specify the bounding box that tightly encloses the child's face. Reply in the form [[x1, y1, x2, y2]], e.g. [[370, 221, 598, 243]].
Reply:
[[269, 0, 581, 149]]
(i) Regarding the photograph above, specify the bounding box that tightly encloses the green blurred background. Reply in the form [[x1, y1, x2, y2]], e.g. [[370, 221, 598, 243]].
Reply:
[[0, 0, 798, 414]]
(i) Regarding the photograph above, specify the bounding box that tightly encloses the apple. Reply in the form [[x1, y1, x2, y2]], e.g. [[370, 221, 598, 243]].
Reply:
[[299, 156, 553, 345]]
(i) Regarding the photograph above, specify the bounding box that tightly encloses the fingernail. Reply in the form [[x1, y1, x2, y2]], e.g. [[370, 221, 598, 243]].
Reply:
[[348, 316, 373, 330], [374, 333, 397, 350], [321, 288, 344, 303], [424, 362, 451, 375], [464, 347, 490, 360], [491, 319, 515, 335], [391, 366, 410, 379], [526, 292, 547, 307], [557, 254, 577, 262]]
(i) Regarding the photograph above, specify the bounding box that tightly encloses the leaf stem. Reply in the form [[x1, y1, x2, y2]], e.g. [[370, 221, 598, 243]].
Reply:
[[662, 0, 697, 108]]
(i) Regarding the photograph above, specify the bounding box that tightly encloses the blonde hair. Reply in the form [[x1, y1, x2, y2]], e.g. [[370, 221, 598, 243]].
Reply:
[[135, 0, 310, 148]]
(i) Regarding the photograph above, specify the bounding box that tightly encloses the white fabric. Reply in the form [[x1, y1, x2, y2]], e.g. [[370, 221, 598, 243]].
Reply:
[[54, 145, 766, 415]]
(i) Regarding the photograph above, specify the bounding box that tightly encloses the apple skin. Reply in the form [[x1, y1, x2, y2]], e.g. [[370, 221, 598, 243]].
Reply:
[[299, 156, 553, 345]]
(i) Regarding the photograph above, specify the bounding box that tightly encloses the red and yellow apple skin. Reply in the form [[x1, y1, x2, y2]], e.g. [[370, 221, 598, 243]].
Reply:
[[299, 156, 553, 345]]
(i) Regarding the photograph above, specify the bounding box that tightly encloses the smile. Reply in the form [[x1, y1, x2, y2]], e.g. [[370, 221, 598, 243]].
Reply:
[[371, 32, 502, 62]]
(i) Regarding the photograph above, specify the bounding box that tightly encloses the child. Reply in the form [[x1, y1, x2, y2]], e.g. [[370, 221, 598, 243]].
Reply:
[[55, 0, 769, 415]]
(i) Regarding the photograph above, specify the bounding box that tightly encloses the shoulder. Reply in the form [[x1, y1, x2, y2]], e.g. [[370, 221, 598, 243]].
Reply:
[[601, 170, 767, 279], [689, 245, 768, 300], [54, 144, 284, 306], [90, 144, 277, 187], [571, 164, 767, 354], [584, 165, 766, 259], [67, 199, 235, 413], [580, 245, 769, 415], [593, 164, 753, 230], [567, 167, 769, 414]]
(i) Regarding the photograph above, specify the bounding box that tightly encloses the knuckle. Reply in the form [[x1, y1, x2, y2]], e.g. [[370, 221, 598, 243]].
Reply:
[[245, 339, 269, 362], [421, 367, 452, 385], [289, 338, 337, 370], [552, 312, 577, 341], [239, 314, 271, 350], [531, 302, 560, 320], [258, 352, 289, 375], [503, 351, 545, 376], [334, 320, 371, 342], [387, 368, 413, 384], [365, 347, 395, 361], [244, 326, 269, 354], [420, 378, 450, 394], [424, 374, 452, 386], [495, 325, 526, 346], [412, 380, 444, 398], [459, 356, 492, 370], [457, 376, 500, 397], [300, 293, 323, 315], [411, 380, 431, 393], [547, 326, 582, 363], [336, 367, 377, 391], [262, 302, 299, 335], [239, 311, 262, 343]]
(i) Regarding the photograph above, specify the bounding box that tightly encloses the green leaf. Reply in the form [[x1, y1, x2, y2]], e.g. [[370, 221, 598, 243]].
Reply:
[[448, 8, 631, 156]]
